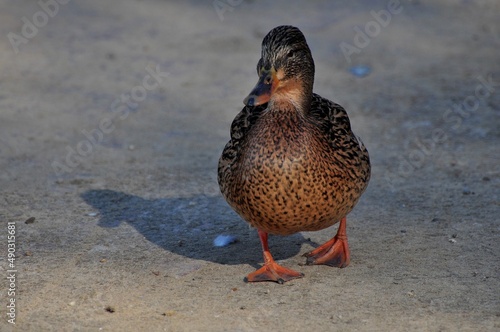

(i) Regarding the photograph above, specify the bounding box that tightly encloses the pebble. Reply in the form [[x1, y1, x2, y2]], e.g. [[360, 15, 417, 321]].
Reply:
[[349, 65, 371, 78], [105, 306, 115, 313], [462, 187, 472, 195], [213, 235, 238, 247]]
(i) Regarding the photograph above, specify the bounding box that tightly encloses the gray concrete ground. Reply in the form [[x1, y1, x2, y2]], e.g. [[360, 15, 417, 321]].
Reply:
[[0, 0, 499, 331]]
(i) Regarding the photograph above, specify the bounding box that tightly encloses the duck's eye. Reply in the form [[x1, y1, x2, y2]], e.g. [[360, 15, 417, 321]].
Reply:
[[264, 76, 272, 84], [287, 50, 295, 58]]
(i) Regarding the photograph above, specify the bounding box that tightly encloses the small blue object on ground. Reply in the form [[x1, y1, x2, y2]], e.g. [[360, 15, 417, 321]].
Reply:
[[213, 235, 238, 247], [349, 65, 371, 78]]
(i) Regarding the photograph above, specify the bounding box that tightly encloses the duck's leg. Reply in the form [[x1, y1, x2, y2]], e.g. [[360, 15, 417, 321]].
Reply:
[[303, 217, 350, 267], [245, 230, 304, 284]]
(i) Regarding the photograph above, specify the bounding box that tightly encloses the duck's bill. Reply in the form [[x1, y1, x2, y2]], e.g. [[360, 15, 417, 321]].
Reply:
[[243, 69, 277, 107]]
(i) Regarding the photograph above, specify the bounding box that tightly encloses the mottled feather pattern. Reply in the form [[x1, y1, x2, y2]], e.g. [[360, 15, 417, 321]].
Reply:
[[218, 93, 370, 235], [308, 94, 371, 185], [218, 103, 266, 172]]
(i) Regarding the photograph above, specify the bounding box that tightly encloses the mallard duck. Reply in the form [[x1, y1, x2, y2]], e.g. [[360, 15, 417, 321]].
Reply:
[[218, 25, 371, 283]]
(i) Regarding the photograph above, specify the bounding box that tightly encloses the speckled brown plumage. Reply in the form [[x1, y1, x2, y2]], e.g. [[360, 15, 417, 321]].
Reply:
[[218, 26, 371, 283]]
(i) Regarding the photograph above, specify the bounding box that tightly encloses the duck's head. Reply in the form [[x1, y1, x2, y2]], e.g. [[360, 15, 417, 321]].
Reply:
[[244, 26, 315, 110]]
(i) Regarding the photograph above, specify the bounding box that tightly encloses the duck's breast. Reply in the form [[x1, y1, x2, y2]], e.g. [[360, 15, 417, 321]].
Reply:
[[228, 110, 360, 235]]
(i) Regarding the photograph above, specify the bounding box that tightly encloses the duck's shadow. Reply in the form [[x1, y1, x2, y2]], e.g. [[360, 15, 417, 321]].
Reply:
[[81, 189, 310, 266]]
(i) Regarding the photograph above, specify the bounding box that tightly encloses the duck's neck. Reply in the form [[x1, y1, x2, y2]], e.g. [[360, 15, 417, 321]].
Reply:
[[269, 79, 313, 114]]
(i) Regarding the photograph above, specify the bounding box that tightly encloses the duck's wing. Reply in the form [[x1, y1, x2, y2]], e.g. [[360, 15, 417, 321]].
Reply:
[[308, 93, 371, 183], [218, 104, 267, 172], [308, 93, 353, 142]]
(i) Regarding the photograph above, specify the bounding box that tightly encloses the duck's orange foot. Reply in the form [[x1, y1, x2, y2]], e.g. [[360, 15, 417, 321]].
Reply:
[[245, 260, 304, 284], [303, 217, 351, 268], [303, 235, 350, 267]]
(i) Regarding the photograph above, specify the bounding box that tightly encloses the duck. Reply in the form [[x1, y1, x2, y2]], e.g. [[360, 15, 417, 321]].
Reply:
[[218, 25, 371, 283]]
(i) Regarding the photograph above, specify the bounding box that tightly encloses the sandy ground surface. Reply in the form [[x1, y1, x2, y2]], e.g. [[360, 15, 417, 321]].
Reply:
[[0, 0, 499, 331]]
